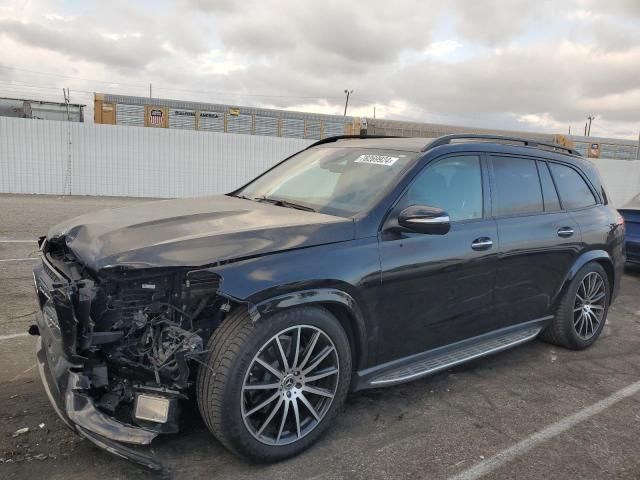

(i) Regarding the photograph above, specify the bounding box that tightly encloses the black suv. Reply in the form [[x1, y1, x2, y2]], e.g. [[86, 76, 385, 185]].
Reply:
[[32, 134, 625, 470]]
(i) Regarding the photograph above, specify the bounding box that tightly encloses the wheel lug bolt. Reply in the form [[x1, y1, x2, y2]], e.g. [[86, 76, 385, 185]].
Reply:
[[287, 391, 291, 398]]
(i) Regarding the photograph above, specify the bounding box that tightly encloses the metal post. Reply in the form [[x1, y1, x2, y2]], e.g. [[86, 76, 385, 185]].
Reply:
[[62, 88, 70, 121], [587, 115, 593, 136], [62, 88, 72, 195], [343, 89, 353, 116], [149, 83, 152, 100]]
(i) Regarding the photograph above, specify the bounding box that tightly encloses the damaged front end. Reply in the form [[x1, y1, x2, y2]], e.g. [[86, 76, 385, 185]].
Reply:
[[32, 236, 231, 471]]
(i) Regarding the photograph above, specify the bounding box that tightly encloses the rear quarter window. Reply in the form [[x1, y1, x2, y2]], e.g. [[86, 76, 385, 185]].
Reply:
[[548, 163, 597, 210], [537, 161, 561, 212]]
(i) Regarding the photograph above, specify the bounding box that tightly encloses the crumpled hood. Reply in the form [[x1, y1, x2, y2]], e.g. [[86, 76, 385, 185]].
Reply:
[[47, 195, 355, 272]]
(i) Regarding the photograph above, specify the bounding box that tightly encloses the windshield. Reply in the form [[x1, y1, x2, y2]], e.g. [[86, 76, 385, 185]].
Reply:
[[236, 147, 418, 217]]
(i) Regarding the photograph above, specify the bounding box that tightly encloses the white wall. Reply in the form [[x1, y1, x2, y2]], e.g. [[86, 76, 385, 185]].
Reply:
[[593, 159, 640, 208], [0, 117, 313, 198], [1, 116, 638, 207]]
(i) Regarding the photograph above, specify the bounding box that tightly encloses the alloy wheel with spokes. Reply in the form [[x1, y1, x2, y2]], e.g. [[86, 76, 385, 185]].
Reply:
[[573, 271, 606, 340], [241, 325, 340, 446]]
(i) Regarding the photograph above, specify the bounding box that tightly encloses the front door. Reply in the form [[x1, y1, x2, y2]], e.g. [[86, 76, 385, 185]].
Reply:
[[377, 154, 499, 364]]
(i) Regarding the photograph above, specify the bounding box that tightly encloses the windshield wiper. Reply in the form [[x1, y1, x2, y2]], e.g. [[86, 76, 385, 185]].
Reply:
[[233, 194, 254, 201], [255, 196, 316, 212]]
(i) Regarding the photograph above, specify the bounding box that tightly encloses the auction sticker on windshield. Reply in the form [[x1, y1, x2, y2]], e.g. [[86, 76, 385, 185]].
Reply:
[[354, 154, 399, 166]]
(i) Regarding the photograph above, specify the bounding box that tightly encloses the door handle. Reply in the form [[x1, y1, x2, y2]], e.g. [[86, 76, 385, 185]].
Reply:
[[557, 227, 574, 238], [471, 237, 493, 251]]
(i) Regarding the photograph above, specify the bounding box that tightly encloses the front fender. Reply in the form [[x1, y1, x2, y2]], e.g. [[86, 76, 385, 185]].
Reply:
[[214, 282, 372, 372], [207, 238, 382, 369], [252, 288, 369, 371]]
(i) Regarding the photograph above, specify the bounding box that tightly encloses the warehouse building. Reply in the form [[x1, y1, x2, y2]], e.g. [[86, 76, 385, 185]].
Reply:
[[94, 93, 639, 160], [0, 97, 85, 122]]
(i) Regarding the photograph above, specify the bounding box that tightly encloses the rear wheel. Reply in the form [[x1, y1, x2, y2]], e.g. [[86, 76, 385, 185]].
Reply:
[[540, 262, 609, 350], [196, 306, 351, 462]]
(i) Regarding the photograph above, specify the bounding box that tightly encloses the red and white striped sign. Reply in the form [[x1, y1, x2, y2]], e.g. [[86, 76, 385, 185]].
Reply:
[[149, 109, 164, 126]]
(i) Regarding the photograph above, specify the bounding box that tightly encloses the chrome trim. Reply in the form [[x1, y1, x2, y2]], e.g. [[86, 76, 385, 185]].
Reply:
[[558, 228, 575, 237], [369, 327, 542, 386], [471, 240, 493, 248], [406, 215, 450, 224], [41, 254, 67, 282]]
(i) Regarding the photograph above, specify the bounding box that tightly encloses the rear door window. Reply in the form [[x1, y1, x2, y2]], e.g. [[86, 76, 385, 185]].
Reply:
[[491, 156, 543, 216], [548, 163, 597, 209]]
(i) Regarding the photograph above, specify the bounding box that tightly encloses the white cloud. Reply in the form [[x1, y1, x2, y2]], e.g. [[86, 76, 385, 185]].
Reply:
[[423, 40, 463, 58], [43, 13, 76, 22], [0, 0, 638, 139], [100, 32, 142, 41]]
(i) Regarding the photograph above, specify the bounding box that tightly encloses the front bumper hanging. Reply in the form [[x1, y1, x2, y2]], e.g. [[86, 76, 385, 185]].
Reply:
[[32, 258, 164, 472]]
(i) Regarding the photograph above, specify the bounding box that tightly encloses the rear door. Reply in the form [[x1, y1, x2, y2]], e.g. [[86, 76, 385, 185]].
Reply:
[[490, 155, 581, 328], [377, 154, 499, 364], [547, 161, 610, 256]]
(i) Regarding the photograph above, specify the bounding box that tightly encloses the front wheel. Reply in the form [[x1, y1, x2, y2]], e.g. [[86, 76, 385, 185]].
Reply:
[[539, 262, 610, 350], [196, 306, 351, 462]]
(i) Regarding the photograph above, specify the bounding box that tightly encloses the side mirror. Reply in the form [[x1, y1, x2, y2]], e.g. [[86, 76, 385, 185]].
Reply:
[[398, 205, 451, 235]]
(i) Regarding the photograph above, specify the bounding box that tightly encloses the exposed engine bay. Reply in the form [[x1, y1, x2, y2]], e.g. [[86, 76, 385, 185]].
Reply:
[[39, 236, 231, 434]]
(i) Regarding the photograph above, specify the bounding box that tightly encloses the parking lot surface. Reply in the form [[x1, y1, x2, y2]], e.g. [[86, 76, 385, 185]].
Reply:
[[1, 193, 639, 480]]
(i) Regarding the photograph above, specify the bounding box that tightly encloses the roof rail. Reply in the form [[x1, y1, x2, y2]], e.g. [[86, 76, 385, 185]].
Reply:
[[305, 134, 404, 149], [424, 134, 581, 156]]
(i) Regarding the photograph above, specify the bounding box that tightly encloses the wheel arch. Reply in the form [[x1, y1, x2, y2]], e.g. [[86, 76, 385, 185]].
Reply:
[[250, 288, 369, 374], [555, 250, 615, 310]]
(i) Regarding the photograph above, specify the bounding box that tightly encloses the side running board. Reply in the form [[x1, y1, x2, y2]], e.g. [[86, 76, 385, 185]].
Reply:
[[358, 322, 545, 389]]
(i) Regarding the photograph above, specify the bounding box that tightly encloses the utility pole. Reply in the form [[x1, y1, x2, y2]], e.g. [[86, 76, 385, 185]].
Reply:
[[373, 104, 376, 119], [149, 83, 152, 100], [343, 89, 353, 116], [587, 115, 594, 136], [568, 125, 571, 135], [62, 88, 70, 121], [62, 87, 72, 195], [584, 121, 588, 136]]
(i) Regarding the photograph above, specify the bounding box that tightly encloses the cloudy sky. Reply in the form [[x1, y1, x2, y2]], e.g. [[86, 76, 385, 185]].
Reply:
[[0, 0, 639, 139]]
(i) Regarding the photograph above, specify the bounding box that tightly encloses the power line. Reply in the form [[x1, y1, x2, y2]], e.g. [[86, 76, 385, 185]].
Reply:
[[0, 63, 346, 101], [0, 64, 147, 88], [0, 80, 94, 94]]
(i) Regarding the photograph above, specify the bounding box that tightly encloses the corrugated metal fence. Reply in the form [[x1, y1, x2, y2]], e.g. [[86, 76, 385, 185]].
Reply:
[[1, 116, 638, 206], [595, 159, 640, 207], [0, 117, 313, 198]]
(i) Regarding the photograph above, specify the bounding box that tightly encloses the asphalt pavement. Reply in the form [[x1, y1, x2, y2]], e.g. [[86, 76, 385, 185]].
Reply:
[[1, 193, 639, 480]]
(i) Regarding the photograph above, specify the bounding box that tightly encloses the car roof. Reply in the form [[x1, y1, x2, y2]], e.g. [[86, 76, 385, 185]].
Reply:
[[314, 134, 582, 158]]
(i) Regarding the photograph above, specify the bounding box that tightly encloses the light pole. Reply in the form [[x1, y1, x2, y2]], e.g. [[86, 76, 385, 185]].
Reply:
[[587, 115, 594, 136], [343, 89, 353, 116]]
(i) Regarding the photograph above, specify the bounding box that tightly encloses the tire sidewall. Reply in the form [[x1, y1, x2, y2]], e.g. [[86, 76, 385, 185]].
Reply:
[[217, 306, 351, 462], [562, 263, 610, 349]]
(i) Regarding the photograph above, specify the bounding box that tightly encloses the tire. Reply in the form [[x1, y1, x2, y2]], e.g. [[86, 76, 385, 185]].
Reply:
[[196, 305, 352, 462], [539, 262, 610, 350]]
